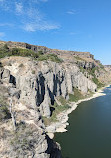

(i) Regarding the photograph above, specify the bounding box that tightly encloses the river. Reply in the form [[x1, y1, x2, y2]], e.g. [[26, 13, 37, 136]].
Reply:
[[54, 86, 111, 158]]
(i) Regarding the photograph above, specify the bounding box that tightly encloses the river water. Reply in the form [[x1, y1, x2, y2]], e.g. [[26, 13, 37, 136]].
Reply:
[[54, 86, 111, 158]]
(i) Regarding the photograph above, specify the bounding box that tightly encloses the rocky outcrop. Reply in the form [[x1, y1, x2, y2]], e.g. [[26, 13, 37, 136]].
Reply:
[[64, 64, 97, 94], [0, 65, 62, 158], [76, 60, 95, 69], [2, 57, 97, 118]]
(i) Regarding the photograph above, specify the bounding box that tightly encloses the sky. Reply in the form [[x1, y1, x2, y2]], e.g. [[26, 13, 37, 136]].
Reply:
[[0, 0, 111, 65]]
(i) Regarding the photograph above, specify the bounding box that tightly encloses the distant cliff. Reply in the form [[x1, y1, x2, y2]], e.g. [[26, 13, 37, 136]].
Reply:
[[0, 41, 111, 158], [104, 65, 111, 72]]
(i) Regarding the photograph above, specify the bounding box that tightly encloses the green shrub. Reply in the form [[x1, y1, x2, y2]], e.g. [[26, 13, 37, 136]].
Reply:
[[0, 45, 39, 59], [37, 54, 48, 61], [0, 45, 63, 63], [38, 54, 63, 63], [10, 48, 36, 57], [92, 77, 104, 88]]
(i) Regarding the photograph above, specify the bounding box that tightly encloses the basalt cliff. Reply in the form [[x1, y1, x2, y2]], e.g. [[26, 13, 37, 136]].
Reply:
[[0, 41, 111, 158]]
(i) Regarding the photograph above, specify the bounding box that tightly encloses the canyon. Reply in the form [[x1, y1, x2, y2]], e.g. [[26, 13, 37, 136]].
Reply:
[[0, 41, 111, 158]]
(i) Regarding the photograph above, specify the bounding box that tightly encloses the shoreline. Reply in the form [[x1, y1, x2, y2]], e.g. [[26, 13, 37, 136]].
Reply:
[[46, 85, 110, 139]]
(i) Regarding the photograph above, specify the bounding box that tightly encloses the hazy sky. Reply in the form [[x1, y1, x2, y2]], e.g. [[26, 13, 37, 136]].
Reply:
[[0, 0, 111, 64]]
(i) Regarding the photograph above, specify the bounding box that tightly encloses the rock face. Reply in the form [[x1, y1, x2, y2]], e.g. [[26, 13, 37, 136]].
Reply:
[[64, 64, 97, 94], [0, 63, 62, 158], [2, 57, 97, 117]]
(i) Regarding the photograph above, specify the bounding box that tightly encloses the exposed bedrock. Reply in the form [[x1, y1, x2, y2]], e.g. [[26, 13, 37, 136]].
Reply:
[[1, 60, 97, 118]]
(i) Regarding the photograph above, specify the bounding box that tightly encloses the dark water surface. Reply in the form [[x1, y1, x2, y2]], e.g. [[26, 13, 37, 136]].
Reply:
[[54, 86, 111, 158]]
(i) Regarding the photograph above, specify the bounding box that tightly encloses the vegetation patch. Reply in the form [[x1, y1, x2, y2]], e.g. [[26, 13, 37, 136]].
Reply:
[[88, 67, 99, 75], [43, 97, 70, 125], [74, 56, 86, 61], [57, 96, 68, 105], [69, 88, 85, 102], [0, 104, 11, 121], [79, 66, 86, 73], [79, 66, 104, 88], [92, 77, 104, 88], [0, 44, 63, 63], [69, 88, 95, 103], [37, 54, 63, 63], [87, 67, 104, 88]]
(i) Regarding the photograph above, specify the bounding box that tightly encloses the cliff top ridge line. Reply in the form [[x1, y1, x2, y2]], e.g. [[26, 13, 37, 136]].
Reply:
[[0, 40, 94, 59]]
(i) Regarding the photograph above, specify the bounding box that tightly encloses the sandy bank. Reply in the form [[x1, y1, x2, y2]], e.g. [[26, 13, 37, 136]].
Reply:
[[46, 85, 109, 139]]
